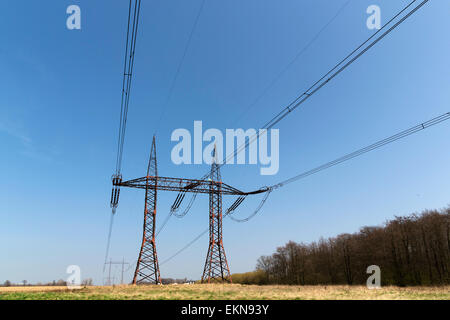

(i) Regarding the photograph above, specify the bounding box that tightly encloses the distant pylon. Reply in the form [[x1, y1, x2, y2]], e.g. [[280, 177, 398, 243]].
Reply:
[[202, 147, 232, 283], [133, 136, 161, 284], [104, 258, 129, 285]]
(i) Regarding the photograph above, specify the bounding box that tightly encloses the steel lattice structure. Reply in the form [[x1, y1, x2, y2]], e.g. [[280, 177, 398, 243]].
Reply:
[[107, 0, 436, 286], [111, 139, 266, 284], [132, 136, 161, 284], [201, 158, 231, 283]]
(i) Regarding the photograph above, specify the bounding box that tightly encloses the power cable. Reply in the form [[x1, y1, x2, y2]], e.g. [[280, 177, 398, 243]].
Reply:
[[160, 229, 209, 266], [154, 0, 207, 134], [232, 0, 352, 127], [151, 0, 207, 238], [109, 0, 433, 272], [271, 112, 450, 189], [159, 190, 272, 265], [156, 0, 431, 265], [103, 213, 115, 272], [219, 0, 430, 173], [159, 111, 450, 264], [105, 0, 142, 272], [115, 0, 142, 176]]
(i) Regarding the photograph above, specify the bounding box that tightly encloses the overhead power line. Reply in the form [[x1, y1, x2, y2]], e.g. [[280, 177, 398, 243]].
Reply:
[[270, 112, 450, 189], [151, 0, 207, 239], [156, 210, 172, 238], [123, 0, 429, 244], [102, 213, 115, 272], [154, 0, 207, 134], [105, 0, 142, 272], [220, 0, 430, 171], [160, 229, 209, 266], [232, 0, 352, 127], [157, 0, 431, 266], [108, 0, 435, 274], [161, 111, 450, 265], [115, 0, 142, 176]]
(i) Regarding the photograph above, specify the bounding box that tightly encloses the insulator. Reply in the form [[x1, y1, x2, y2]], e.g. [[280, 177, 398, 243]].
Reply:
[[110, 174, 122, 209], [171, 192, 186, 212], [225, 196, 246, 215], [171, 194, 181, 211], [172, 193, 197, 218], [113, 189, 117, 205], [228, 189, 272, 223], [110, 187, 120, 209], [177, 193, 186, 207]]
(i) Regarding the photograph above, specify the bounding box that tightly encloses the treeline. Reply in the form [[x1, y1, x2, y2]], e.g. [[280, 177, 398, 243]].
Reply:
[[1, 279, 93, 287], [161, 278, 195, 285], [251, 208, 449, 286], [231, 270, 268, 285]]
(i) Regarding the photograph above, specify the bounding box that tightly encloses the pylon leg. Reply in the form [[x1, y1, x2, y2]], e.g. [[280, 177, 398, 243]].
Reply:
[[201, 160, 232, 283], [133, 137, 161, 284]]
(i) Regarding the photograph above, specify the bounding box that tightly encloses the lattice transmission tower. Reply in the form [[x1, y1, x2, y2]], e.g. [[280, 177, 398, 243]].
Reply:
[[111, 138, 267, 284], [133, 136, 161, 284], [201, 152, 232, 283]]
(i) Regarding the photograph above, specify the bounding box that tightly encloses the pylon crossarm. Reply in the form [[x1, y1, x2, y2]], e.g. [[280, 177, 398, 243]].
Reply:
[[115, 175, 270, 196], [118, 140, 268, 284], [116, 176, 248, 195]]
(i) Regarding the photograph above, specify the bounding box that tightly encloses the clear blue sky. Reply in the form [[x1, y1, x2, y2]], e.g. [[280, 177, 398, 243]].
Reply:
[[1, 0, 449, 285]]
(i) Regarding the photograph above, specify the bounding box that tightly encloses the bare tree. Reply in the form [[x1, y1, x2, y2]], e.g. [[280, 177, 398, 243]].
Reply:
[[254, 207, 450, 286]]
